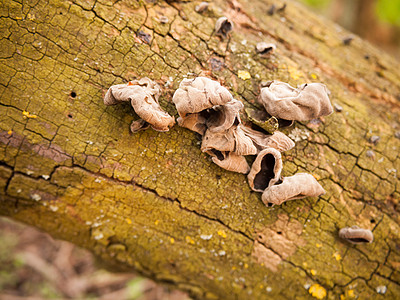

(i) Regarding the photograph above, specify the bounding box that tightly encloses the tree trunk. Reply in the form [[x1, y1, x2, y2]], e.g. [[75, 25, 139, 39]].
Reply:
[[1, 0, 400, 299]]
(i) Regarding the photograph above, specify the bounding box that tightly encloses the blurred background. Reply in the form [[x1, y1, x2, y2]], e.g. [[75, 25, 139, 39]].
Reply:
[[300, 0, 400, 58], [1, 0, 399, 299]]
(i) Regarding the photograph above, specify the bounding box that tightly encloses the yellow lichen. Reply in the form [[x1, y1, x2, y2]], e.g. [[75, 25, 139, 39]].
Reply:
[[185, 236, 195, 244], [170, 237, 175, 244], [218, 230, 227, 238], [333, 252, 342, 261], [316, 243, 322, 248], [310, 269, 317, 276], [238, 70, 251, 80], [309, 284, 326, 299], [22, 110, 37, 119], [126, 218, 132, 224], [154, 220, 159, 225]]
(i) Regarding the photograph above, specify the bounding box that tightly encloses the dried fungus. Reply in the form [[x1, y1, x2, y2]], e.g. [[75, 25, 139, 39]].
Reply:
[[261, 173, 326, 207], [201, 125, 257, 156], [208, 151, 250, 174], [248, 148, 283, 192], [177, 113, 207, 135], [256, 42, 276, 55], [206, 99, 243, 133], [172, 77, 233, 118], [104, 78, 175, 132], [241, 126, 295, 153], [338, 226, 374, 244], [215, 17, 234, 38], [259, 81, 333, 121]]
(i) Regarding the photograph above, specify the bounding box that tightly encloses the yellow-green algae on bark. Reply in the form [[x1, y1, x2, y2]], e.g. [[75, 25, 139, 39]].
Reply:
[[1, 0, 400, 299]]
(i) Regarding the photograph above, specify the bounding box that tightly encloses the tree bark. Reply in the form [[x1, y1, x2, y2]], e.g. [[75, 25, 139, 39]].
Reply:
[[1, 0, 400, 299]]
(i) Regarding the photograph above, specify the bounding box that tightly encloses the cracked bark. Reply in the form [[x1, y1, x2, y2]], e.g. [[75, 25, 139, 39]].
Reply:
[[1, 0, 400, 299]]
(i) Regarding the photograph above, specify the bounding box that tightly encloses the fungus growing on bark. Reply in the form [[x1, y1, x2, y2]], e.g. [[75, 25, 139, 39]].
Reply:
[[248, 148, 283, 192], [201, 125, 257, 156], [177, 113, 208, 135], [215, 17, 234, 38], [259, 81, 333, 121], [256, 42, 276, 55], [261, 173, 326, 207], [195, 2, 209, 13], [172, 77, 233, 118], [338, 226, 374, 244], [104, 78, 175, 132], [208, 150, 250, 174], [245, 107, 293, 132], [241, 126, 295, 153], [206, 99, 243, 133]]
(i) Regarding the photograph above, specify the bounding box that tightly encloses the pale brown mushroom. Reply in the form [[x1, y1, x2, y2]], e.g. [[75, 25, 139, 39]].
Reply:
[[177, 113, 207, 135], [104, 78, 175, 132], [172, 77, 233, 118], [206, 99, 243, 133], [248, 148, 283, 192], [208, 150, 250, 174], [201, 125, 257, 156], [256, 42, 276, 55], [241, 126, 295, 153], [261, 173, 325, 207], [259, 81, 333, 121], [338, 226, 374, 244], [215, 17, 233, 38]]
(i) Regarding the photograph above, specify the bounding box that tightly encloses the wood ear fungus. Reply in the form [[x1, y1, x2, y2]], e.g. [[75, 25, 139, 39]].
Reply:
[[177, 113, 207, 136], [261, 173, 325, 206], [240, 126, 295, 153], [256, 42, 276, 55], [215, 17, 233, 38], [104, 78, 175, 132], [248, 148, 283, 192], [208, 151, 250, 174], [172, 77, 233, 118], [201, 125, 257, 156], [259, 81, 333, 121], [339, 226, 374, 244]]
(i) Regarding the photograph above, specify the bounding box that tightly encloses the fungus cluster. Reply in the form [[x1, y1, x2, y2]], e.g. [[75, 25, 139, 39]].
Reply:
[[104, 78, 175, 133], [104, 76, 374, 244]]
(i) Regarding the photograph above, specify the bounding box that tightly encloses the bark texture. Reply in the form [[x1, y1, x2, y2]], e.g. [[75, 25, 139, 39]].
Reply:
[[1, 0, 400, 299]]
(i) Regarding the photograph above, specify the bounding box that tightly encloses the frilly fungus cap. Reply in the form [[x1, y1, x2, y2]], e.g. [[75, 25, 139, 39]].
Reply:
[[177, 113, 208, 136], [241, 126, 295, 153], [206, 99, 243, 133], [215, 17, 234, 38], [208, 151, 250, 174], [248, 148, 283, 192], [104, 78, 175, 132], [201, 125, 257, 156], [261, 173, 326, 206], [259, 81, 333, 121], [339, 226, 374, 244], [256, 42, 276, 55], [172, 77, 233, 118]]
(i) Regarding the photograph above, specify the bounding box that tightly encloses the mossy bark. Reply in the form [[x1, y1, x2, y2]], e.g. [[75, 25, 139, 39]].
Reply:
[[1, 0, 400, 299]]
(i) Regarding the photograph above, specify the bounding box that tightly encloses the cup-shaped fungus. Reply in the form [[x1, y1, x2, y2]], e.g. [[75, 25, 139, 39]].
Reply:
[[201, 125, 257, 156], [177, 113, 208, 135], [206, 99, 243, 133], [248, 148, 283, 192], [241, 126, 295, 153], [338, 226, 374, 244], [172, 77, 233, 118], [259, 81, 333, 121], [256, 42, 276, 55], [104, 78, 175, 132], [208, 151, 250, 174], [215, 17, 234, 38], [261, 173, 326, 206]]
